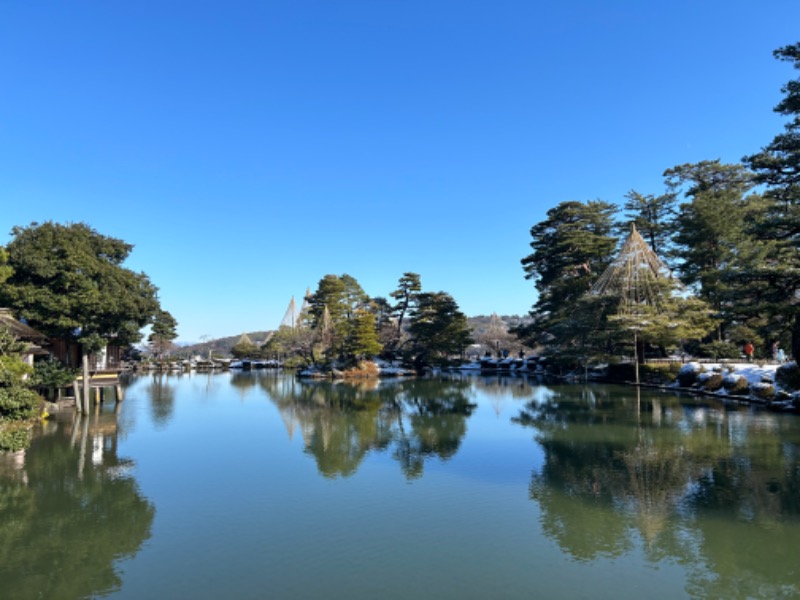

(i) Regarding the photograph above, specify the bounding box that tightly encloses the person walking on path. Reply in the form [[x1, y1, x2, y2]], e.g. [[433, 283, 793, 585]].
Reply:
[[744, 341, 754, 362]]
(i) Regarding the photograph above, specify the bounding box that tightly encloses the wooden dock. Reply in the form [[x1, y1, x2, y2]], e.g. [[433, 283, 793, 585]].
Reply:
[[71, 369, 124, 412]]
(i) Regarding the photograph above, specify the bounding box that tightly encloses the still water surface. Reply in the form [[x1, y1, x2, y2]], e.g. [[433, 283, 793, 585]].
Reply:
[[2, 372, 799, 599]]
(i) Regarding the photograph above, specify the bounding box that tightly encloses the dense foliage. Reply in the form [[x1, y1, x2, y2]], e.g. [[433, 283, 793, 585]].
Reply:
[[147, 309, 178, 359], [0, 222, 165, 350], [0, 329, 42, 451], [744, 42, 800, 361], [262, 272, 472, 370], [516, 200, 618, 354], [519, 41, 800, 365]]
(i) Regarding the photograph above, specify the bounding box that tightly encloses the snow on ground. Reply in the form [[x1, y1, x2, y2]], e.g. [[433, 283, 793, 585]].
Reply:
[[679, 361, 781, 387]]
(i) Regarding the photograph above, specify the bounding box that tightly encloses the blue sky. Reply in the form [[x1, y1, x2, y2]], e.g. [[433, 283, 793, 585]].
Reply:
[[1, 1, 798, 343]]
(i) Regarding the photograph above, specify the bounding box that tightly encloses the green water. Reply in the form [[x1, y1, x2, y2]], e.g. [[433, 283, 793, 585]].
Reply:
[[2, 372, 799, 599]]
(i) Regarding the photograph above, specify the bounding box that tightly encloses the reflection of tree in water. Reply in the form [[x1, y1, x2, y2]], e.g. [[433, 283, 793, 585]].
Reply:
[[618, 435, 692, 543], [146, 373, 176, 426], [515, 385, 800, 597], [0, 411, 155, 600], [230, 370, 259, 395], [261, 377, 475, 479], [392, 378, 476, 479]]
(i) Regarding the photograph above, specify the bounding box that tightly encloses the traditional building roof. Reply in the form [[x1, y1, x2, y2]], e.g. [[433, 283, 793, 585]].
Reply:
[[0, 308, 47, 342]]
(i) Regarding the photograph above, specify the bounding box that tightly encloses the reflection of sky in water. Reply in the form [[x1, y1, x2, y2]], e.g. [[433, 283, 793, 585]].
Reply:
[[7, 373, 798, 600]]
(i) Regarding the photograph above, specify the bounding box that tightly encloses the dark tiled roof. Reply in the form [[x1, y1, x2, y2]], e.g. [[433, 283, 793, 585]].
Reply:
[[0, 308, 48, 341]]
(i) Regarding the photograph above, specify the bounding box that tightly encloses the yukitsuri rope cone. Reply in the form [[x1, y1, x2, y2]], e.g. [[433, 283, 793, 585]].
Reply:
[[590, 223, 673, 310], [591, 223, 675, 383]]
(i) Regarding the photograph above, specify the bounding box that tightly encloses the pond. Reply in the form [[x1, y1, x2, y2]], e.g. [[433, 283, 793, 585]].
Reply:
[[2, 372, 799, 599]]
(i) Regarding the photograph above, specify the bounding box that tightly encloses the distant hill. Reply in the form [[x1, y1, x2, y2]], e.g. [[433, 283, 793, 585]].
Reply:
[[173, 331, 274, 358]]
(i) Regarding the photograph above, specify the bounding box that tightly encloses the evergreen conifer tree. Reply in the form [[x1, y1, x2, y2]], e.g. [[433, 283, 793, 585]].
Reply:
[[744, 42, 800, 360], [518, 200, 618, 349]]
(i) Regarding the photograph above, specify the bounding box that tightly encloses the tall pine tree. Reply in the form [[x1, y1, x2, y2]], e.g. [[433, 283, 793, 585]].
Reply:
[[664, 160, 757, 343], [518, 200, 618, 350], [744, 42, 800, 360]]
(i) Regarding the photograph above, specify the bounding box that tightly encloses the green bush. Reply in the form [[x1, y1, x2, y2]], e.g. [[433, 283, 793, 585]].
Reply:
[[0, 386, 42, 420], [751, 383, 776, 401], [31, 357, 77, 389], [696, 341, 742, 359], [775, 362, 800, 391], [677, 365, 702, 387], [702, 373, 724, 391], [0, 422, 32, 453], [723, 374, 749, 395], [640, 363, 681, 385]]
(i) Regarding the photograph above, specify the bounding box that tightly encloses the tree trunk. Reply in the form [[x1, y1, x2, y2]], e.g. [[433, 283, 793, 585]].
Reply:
[[792, 311, 800, 363]]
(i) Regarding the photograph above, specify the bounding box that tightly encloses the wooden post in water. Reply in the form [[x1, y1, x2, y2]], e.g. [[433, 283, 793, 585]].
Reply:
[[81, 354, 91, 413], [73, 380, 82, 413]]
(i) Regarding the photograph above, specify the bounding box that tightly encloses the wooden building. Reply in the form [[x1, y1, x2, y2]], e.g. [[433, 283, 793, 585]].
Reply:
[[0, 307, 124, 407], [0, 307, 49, 369]]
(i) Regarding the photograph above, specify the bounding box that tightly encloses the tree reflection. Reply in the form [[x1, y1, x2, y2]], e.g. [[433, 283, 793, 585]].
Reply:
[[515, 385, 800, 597], [391, 378, 475, 479], [0, 410, 155, 599], [230, 371, 259, 395], [146, 373, 176, 426], [260, 377, 476, 479]]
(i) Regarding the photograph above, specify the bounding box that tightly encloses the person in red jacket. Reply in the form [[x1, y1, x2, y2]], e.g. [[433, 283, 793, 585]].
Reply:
[[744, 341, 754, 362]]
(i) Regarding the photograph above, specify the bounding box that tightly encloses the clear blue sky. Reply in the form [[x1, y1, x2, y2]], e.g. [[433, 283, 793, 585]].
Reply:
[[1, 1, 798, 343]]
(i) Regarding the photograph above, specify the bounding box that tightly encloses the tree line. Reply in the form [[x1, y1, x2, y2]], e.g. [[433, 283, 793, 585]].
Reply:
[[241, 272, 474, 371], [516, 41, 800, 366]]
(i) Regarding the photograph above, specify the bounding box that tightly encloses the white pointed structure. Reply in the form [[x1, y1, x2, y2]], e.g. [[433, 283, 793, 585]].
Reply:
[[279, 289, 312, 330]]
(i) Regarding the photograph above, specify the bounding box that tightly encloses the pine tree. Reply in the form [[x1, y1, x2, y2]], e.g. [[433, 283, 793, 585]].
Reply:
[[148, 310, 178, 359], [307, 274, 369, 357], [343, 309, 383, 361], [744, 42, 800, 360], [389, 272, 422, 351], [231, 333, 257, 359], [407, 292, 473, 369], [518, 200, 618, 349], [621, 190, 676, 256], [592, 225, 715, 378], [664, 160, 757, 342]]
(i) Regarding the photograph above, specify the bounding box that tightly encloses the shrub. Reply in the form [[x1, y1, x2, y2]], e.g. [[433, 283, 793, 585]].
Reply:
[[0, 386, 42, 420], [751, 382, 776, 401], [639, 363, 681, 385], [677, 363, 703, 387], [31, 357, 78, 389], [696, 341, 742, 360], [701, 373, 724, 391], [342, 360, 380, 379], [775, 362, 800, 391], [723, 374, 749, 395], [0, 422, 32, 453]]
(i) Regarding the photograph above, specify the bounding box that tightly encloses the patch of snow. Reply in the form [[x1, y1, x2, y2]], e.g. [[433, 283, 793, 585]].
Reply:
[[678, 362, 703, 375]]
